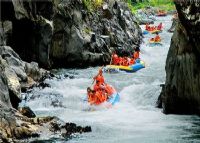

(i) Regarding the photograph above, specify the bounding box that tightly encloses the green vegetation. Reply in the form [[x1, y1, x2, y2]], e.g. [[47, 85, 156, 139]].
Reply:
[[83, 0, 103, 12], [83, 27, 92, 34], [126, 0, 175, 13]]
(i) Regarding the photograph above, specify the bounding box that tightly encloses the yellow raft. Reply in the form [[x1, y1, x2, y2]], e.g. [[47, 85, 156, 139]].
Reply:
[[104, 60, 145, 73]]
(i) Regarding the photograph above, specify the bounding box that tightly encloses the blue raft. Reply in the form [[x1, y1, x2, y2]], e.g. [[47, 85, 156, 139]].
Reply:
[[107, 93, 120, 105], [84, 92, 120, 106]]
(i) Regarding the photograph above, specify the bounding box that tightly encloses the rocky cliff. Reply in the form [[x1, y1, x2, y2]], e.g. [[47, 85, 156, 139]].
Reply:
[[2, 0, 142, 68], [158, 1, 200, 114]]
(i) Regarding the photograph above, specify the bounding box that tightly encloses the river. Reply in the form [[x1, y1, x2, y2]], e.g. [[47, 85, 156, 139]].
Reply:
[[23, 16, 200, 143]]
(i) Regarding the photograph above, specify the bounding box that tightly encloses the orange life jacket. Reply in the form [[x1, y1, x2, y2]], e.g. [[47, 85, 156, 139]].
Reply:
[[112, 54, 120, 65], [133, 51, 140, 59], [118, 57, 123, 65], [93, 91, 107, 105], [157, 23, 162, 30], [145, 24, 150, 30], [105, 84, 116, 96], [95, 75, 105, 84], [129, 58, 135, 65], [88, 92, 95, 104], [94, 83, 100, 91], [154, 35, 161, 42]]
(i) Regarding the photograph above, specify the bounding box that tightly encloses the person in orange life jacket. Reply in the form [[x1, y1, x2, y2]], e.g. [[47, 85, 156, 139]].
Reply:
[[94, 90, 107, 105], [87, 87, 94, 103], [94, 80, 103, 91], [123, 57, 129, 66], [93, 67, 105, 84], [127, 57, 131, 65], [118, 57, 123, 65], [87, 86, 106, 105], [150, 37, 155, 42], [157, 22, 162, 30], [93, 80, 108, 104], [111, 52, 119, 65], [145, 23, 150, 30], [129, 58, 135, 65], [133, 47, 140, 60], [121, 57, 125, 66], [104, 84, 116, 97], [154, 33, 161, 42]]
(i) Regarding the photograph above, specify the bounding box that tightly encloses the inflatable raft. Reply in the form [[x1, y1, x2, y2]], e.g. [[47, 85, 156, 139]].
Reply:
[[143, 29, 162, 35], [104, 60, 145, 73], [156, 13, 167, 16], [84, 92, 120, 106], [107, 92, 120, 105], [149, 40, 162, 46]]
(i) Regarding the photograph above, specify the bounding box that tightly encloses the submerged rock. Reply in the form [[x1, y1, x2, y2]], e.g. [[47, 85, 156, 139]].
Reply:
[[61, 123, 92, 137], [159, 1, 200, 114]]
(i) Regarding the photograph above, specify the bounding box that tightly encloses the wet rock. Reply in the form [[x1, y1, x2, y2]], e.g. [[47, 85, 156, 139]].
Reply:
[[18, 106, 36, 118], [159, 1, 200, 114], [0, 64, 17, 142], [168, 17, 178, 33], [61, 123, 92, 137], [4, 67, 22, 108], [25, 62, 47, 82], [0, 46, 48, 108], [37, 82, 51, 89], [0, 21, 12, 46]]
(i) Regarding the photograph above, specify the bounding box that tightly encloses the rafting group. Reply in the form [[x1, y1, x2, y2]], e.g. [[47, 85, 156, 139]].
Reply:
[[143, 22, 163, 34], [86, 48, 144, 106], [111, 48, 140, 66], [143, 22, 163, 46], [87, 68, 119, 106]]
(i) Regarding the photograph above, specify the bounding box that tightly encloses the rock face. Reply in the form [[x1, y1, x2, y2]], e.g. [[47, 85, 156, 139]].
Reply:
[[0, 65, 39, 142], [2, 0, 142, 68], [158, 1, 200, 114], [0, 46, 47, 108]]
